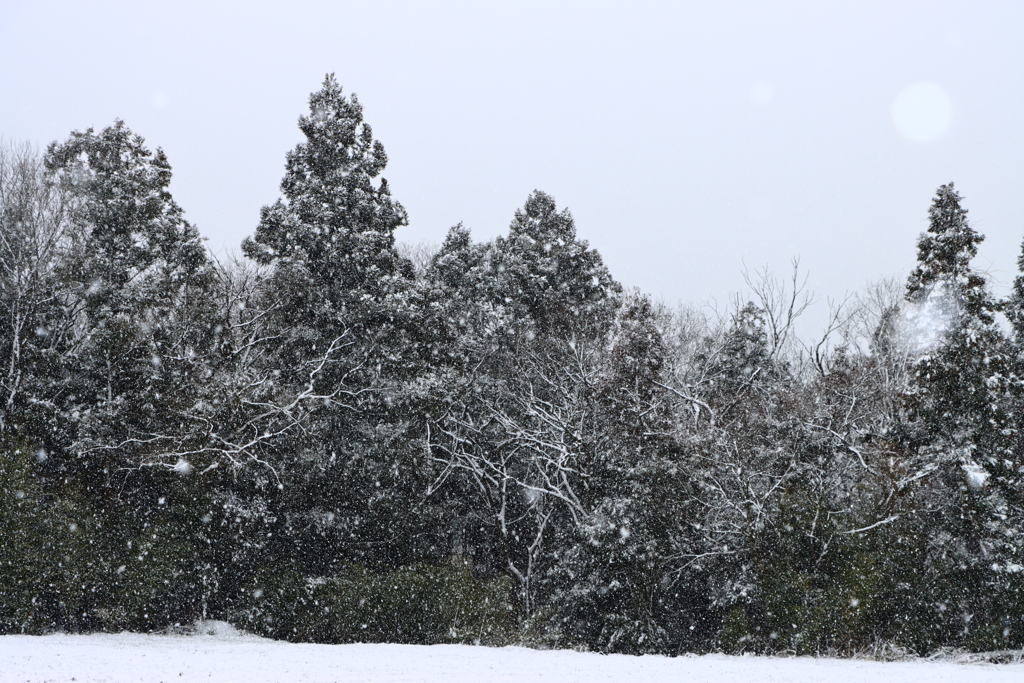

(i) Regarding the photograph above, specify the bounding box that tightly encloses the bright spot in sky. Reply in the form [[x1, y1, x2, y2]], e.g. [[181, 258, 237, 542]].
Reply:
[[150, 90, 170, 110], [750, 81, 774, 105], [892, 82, 952, 142]]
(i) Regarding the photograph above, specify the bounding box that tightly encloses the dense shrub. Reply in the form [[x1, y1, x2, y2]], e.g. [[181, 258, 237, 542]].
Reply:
[[232, 560, 515, 645]]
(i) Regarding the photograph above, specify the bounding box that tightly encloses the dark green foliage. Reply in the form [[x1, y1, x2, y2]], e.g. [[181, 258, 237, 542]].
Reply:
[[0, 438, 213, 633], [0, 439, 73, 633], [231, 75, 456, 588], [232, 561, 514, 645], [45, 120, 208, 295], [493, 191, 619, 335], [895, 184, 1024, 649], [1008, 238, 1024, 340], [42, 120, 218, 475], [8, 86, 1024, 659], [241, 74, 414, 375], [903, 185, 1013, 453], [243, 74, 408, 289], [545, 295, 683, 654], [428, 192, 619, 342], [722, 513, 884, 655], [0, 130, 219, 635], [85, 473, 214, 632], [423, 190, 624, 632]]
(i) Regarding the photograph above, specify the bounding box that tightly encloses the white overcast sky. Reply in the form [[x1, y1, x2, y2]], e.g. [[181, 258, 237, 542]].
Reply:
[[2, 1, 1023, 327]]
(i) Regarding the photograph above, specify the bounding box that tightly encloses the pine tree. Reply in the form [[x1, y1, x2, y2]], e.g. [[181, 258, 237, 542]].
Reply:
[[897, 183, 1022, 650], [46, 121, 209, 310], [1008, 239, 1024, 340], [424, 193, 623, 624], [903, 184, 1014, 487], [493, 191, 619, 336], [238, 74, 422, 458], [38, 122, 219, 631], [238, 76, 450, 583], [44, 121, 216, 470], [548, 293, 684, 654], [243, 74, 410, 299], [1005, 238, 1024, 420]]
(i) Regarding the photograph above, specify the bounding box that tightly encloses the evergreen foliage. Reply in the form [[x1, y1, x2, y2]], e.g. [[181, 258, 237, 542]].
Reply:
[[233, 560, 514, 645], [894, 183, 1023, 651], [4, 87, 1024, 658]]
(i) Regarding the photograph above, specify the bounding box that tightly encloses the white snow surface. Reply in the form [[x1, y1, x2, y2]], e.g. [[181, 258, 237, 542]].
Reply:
[[2, 629, 1021, 683]]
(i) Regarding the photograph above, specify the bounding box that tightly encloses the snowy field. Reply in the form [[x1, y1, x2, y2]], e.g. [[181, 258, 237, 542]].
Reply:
[[2, 626, 1022, 683]]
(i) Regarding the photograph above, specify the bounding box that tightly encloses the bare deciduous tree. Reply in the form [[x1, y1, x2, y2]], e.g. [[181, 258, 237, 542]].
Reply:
[[0, 141, 81, 431]]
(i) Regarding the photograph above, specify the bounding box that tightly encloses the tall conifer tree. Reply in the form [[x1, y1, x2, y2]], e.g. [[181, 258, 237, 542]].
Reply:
[[240, 76, 447, 577], [904, 184, 1013, 484], [898, 183, 1022, 649], [36, 121, 218, 631]]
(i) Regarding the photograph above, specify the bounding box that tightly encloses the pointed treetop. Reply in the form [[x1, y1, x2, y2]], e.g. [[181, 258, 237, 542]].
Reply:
[[494, 191, 620, 334], [243, 75, 408, 291], [429, 223, 481, 291], [906, 183, 985, 304], [508, 190, 577, 244]]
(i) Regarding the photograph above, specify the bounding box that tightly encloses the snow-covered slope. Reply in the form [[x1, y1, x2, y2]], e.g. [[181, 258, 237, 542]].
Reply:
[[1, 630, 1021, 683]]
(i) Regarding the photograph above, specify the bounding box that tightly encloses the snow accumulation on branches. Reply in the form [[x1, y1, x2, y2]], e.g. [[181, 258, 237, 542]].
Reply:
[[3, 84, 1024, 663]]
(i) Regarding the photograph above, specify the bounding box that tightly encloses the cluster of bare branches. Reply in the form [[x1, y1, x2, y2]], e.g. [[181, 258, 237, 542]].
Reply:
[[429, 336, 601, 611], [0, 142, 82, 425]]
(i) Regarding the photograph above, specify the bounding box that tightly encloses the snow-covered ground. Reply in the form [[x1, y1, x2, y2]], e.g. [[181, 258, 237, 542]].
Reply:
[[2, 626, 1021, 683]]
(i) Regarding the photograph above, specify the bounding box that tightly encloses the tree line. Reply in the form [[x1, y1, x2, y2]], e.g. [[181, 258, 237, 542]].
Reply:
[[2, 75, 1024, 656]]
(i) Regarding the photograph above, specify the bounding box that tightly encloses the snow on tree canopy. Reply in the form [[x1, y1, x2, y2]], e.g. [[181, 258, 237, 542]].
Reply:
[[243, 74, 410, 293]]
